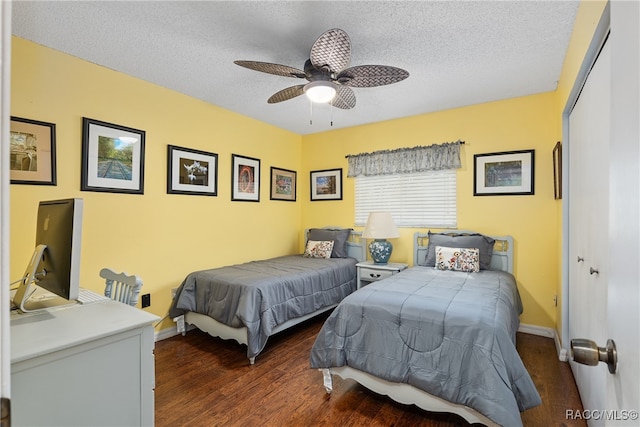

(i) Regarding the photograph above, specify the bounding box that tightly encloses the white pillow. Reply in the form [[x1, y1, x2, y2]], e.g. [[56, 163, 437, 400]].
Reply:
[[303, 240, 335, 259], [435, 246, 480, 273]]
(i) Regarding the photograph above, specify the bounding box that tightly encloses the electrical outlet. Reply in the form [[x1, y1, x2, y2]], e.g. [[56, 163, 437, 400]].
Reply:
[[141, 293, 151, 308]]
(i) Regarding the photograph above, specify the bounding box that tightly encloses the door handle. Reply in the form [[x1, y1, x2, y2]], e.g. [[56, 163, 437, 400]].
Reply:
[[570, 338, 617, 374]]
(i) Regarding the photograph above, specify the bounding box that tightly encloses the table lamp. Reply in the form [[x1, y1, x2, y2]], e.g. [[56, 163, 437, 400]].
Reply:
[[362, 212, 400, 264]]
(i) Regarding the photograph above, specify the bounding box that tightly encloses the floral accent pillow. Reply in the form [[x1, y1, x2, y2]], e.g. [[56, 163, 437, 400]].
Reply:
[[303, 240, 335, 259], [435, 246, 480, 273]]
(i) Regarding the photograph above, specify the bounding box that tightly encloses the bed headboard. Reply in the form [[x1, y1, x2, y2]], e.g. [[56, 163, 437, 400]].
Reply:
[[304, 228, 367, 262], [345, 231, 366, 261], [413, 231, 514, 274]]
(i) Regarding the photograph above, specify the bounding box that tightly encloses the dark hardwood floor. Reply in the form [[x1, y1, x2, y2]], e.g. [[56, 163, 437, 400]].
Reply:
[[155, 312, 585, 426]]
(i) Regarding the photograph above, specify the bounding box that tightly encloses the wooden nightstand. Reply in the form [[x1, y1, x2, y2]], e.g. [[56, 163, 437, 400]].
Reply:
[[356, 261, 408, 289]]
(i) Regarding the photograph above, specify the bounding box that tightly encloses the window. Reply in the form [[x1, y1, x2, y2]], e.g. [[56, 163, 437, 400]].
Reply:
[[354, 170, 457, 228], [348, 141, 462, 228]]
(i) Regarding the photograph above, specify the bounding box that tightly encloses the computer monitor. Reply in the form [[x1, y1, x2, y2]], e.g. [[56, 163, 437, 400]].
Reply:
[[12, 198, 83, 312]]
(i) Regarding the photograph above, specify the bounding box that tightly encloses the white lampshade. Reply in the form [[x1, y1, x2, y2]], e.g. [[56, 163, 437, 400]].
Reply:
[[362, 212, 400, 239], [304, 81, 337, 103]]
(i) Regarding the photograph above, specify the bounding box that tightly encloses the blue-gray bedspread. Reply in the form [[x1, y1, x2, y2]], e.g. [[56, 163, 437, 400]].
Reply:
[[309, 267, 541, 427], [169, 255, 357, 359]]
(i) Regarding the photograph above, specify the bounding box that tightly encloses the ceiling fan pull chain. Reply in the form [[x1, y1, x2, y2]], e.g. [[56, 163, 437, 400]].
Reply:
[[309, 100, 313, 125], [330, 103, 334, 127]]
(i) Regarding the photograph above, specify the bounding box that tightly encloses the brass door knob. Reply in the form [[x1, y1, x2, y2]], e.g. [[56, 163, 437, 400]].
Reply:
[[571, 338, 617, 374]]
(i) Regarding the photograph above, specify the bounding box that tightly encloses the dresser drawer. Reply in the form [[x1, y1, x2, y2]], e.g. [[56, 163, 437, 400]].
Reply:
[[359, 267, 395, 282]]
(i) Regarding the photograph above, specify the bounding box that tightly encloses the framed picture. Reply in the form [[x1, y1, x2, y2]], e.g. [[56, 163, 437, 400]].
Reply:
[[270, 167, 297, 201], [10, 116, 57, 185], [474, 149, 535, 196], [81, 117, 145, 194], [231, 154, 260, 202], [553, 141, 562, 200], [167, 145, 218, 196], [310, 168, 342, 201]]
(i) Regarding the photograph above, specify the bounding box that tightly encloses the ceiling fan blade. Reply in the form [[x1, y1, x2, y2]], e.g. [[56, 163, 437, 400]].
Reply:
[[267, 85, 306, 104], [310, 28, 351, 73], [234, 60, 306, 78], [336, 65, 409, 88], [330, 85, 356, 110]]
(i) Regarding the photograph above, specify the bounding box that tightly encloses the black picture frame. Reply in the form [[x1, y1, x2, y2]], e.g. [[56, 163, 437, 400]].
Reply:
[[9, 116, 57, 185], [270, 167, 297, 201], [81, 117, 146, 194], [231, 154, 260, 202], [473, 149, 535, 196], [167, 145, 218, 196], [310, 168, 343, 201]]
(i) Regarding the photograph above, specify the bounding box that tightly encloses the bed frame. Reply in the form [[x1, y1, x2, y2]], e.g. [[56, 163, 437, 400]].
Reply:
[[180, 228, 366, 364], [323, 231, 514, 426]]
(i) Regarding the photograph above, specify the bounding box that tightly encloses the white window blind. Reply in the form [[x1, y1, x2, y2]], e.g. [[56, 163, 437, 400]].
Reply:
[[355, 170, 457, 228]]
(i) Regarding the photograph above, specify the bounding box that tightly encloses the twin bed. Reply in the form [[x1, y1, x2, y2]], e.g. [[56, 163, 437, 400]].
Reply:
[[169, 228, 366, 364], [310, 231, 541, 426], [169, 228, 540, 425]]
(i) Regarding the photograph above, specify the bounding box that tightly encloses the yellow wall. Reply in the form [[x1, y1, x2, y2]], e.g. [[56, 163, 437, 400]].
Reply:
[[302, 94, 560, 328], [9, 0, 607, 333], [10, 37, 302, 327]]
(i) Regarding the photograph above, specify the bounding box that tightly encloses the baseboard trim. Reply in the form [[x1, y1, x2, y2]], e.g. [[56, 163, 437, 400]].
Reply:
[[518, 323, 555, 338], [518, 323, 568, 361], [155, 323, 195, 342]]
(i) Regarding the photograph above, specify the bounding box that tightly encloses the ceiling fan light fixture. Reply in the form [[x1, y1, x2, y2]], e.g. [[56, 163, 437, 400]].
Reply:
[[235, 29, 406, 111], [304, 81, 337, 103]]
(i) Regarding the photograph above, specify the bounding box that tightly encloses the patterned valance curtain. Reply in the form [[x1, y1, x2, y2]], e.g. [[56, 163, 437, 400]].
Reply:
[[346, 141, 463, 177]]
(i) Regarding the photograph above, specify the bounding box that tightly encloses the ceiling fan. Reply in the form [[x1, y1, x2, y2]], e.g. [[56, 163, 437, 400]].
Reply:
[[234, 28, 409, 109]]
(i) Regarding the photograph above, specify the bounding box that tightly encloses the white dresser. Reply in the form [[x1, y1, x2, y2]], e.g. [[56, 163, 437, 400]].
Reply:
[[10, 298, 159, 426]]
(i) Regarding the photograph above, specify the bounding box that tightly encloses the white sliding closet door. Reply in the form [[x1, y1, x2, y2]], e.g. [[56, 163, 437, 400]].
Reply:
[[568, 38, 611, 416]]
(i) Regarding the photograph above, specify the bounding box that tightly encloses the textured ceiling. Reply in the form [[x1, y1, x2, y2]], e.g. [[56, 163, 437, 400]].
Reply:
[[11, 1, 579, 135]]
